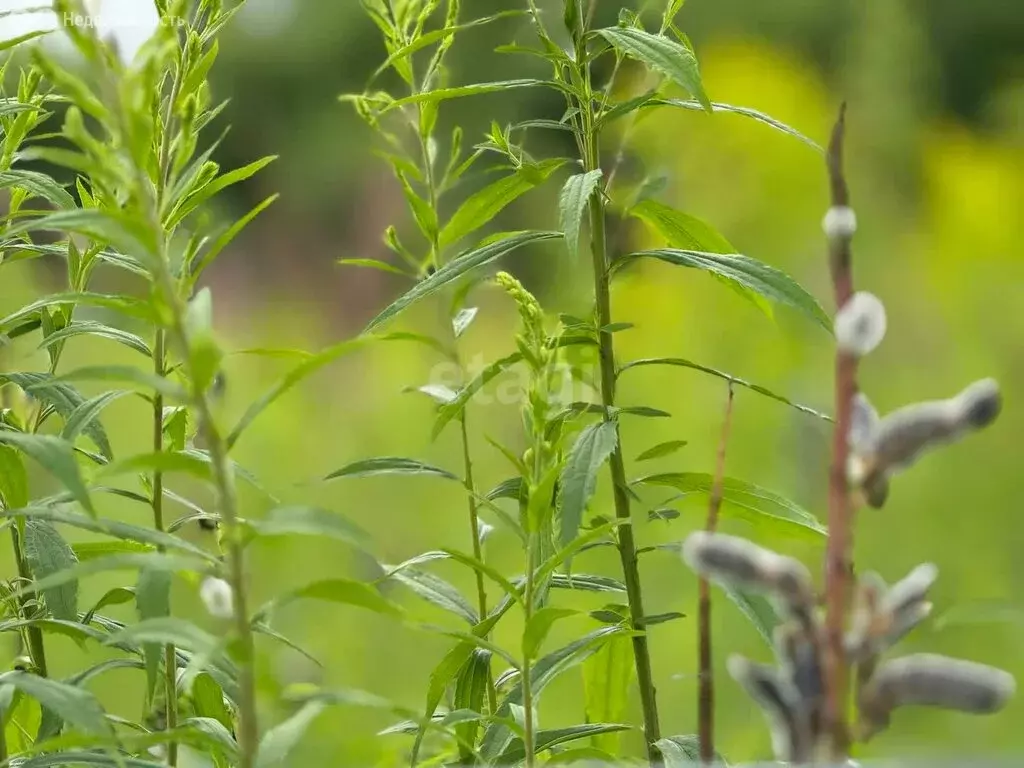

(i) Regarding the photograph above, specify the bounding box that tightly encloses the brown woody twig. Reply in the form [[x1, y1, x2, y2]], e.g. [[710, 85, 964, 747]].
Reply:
[[822, 102, 858, 758], [698, 383, 736, 764]]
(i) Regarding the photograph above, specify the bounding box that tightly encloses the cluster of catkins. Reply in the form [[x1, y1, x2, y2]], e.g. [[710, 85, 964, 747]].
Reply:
[[679, 250, 1015, 762]]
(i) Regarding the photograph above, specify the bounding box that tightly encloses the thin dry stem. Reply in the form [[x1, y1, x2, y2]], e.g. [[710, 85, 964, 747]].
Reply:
[[698, 384, 735, 764], [823, 102, 858, 758]]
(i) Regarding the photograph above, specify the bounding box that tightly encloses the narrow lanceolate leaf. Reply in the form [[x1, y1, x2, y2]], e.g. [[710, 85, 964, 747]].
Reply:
[[323, 457, 460, 483], [619, 358, 831, 421], [633, 473, 825, 539], [361, 231, 562, 334], [440, 159, 565, 247], [523, 607, 578, 660], [62, 391, 133, 454], [106, 618, 220, 659], [24, 521, 78, 621], [245, 506, 371, 551], [136, 568, 172, 701], [254, 698, 327, 768], [382, 567, 478, 624], [6, 507, 212, 560], [40, 304, 126, 344], [629, 198, 776, 317], [656, 735, 700, 767], [653, 98, 822, 151], [0, 169, 76, 209], [480, 627, 626, 760], [1, 372, 113, 459], [499, 724, 632, 763], [630, 199, 734, 253], [619, 248, 830, 330], [261, 579, 402, 620], [0, 432, 94, 516], [596, 27, 711, 111], [227, 338, 369, 448], [12, 553, 205, 600], [0, 292, 152, 336], [559, 421, 618, 546], [0, 445, 29, 509], [635, 439, 689, 462], [453, 649, 491, 760], [722, 584, 778, 648], [166, 156, 277, 229], [549, 573, 626, 594], [410, 641, 477, 762], [433, 351, 523, 438], [583, 634, 633, 753], [0, 671, 110, 735], [2, 210, 158, 265], [559, 170, 603, 256], [376, 79, 549, 112]]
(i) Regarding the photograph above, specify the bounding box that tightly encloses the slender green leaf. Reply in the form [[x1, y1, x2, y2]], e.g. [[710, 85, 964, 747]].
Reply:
[[722, 585, 778, 647], [61, 391, 132, 454], [11, 553, 205, 600], [23, 521, 78, 621], [246, 505, 371, 550], [337, 258, 410, 277], [82, 586, 135, 623], [191, 672, 233, 731], [632, 472, 825, 538], [0, 292, 152, 337], [523, 607, 578, 660], [260, 578, 402, 620], [1, 372, 113, 459], [6, 506, 211, 560], [559, 421, 618, 546], [410, 641, 476, 762], [433, 351, 522, 438], [254, 698, 325, 768], [596, 27, 711, 110], [0, 432, 94, 516], [549, 573, 626, 594], [440, 159, 565, 247], [0, 444, 29, 509], [361, 231, 562, 334], [559, 170, 603, 257], [167, 156, 277, 229], [0, 671, 110, 735], [651, 98, 822, 151], [619, 358, 831, 421], [136, 568, 172, 701], [583, 634, 633, 753], [619, 248, 830, 330], [453, 648, 490, 760], [36, 320, 151, 357], [227, 338, 369, 449], [499, 723, 631, 763], [324, 457, 460, 483], [106, 617, 219, 659], [190, 193, 279, 284], [383, 567, 478, 624], [377, 80, 549, 111], [2, 210, 157, 265], [0, 169, 75, 209], [636, 440, 689, 462]]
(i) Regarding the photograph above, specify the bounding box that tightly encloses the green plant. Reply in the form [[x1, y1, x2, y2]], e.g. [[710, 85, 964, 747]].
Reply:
[[0, 1, 1015, 767]]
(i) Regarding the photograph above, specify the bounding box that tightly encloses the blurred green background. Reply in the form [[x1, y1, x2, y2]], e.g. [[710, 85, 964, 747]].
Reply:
[[2, 0, 1023, 764]]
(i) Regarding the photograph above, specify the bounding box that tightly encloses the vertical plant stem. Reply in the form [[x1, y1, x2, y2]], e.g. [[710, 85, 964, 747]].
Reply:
[[459, 413, 497, 712], [9, 527, 47, 676], [581, 85, 663, 768], [697, 384, 735, 765], [151, 329, 179, 767], [822, 103, 858, 758], [521, 533, 537, 768]]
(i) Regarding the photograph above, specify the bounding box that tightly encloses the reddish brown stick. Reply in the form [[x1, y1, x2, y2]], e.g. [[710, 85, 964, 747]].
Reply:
[[822, 103, 859, 758], [698, 384, 736, 765]]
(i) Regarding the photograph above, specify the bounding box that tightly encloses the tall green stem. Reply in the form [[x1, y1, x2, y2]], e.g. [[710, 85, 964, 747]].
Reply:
[[9, 527, 46, 677], [580, 51, 663, 768], [150, 329, 178, 766], [521, 534, 537, 768]]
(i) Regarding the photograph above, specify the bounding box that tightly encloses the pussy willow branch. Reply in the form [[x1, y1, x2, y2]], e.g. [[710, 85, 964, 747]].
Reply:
[[698, 384, 735, 764], [823, 103, 857, 757], [577, 29, 663, 768]]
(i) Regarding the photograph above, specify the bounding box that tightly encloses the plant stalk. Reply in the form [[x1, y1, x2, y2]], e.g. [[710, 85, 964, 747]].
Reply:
[[822, 103, 857, 759], [151, 328, 179, 766], [697, 385, 735, 764], [521, 533, 537, 768], [583, 103, 663, 767], [459, 413, 497, 713]]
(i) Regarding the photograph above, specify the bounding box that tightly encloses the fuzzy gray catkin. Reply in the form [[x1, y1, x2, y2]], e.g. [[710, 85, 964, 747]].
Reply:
[[681, 531, 814, 611], [728, 654, 813, 763], [868, 379, 1001, 475], [859, 654, 1016, 738]]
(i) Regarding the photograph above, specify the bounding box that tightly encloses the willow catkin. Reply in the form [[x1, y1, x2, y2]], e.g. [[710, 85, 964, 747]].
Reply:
[[681, 531, 814, 611], [868, 379, 1002, 475], [860, 654, 1016, 738], [727, 654, 813, 763]]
